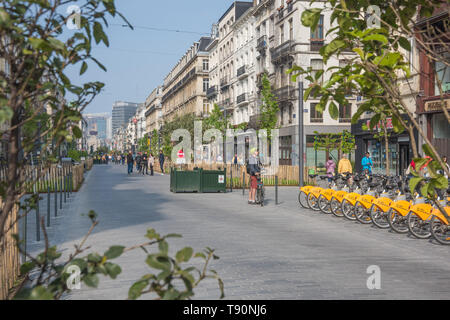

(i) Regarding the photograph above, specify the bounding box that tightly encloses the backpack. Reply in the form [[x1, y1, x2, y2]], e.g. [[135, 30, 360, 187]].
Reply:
[[246, 159, 250, 174]]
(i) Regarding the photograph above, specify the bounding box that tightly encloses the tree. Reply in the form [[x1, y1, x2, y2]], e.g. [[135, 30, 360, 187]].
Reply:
[[289, 0, 449, 219], [259, 73, 279, 140], [203, 104, 231, 133], [150, 129, 159, 156]]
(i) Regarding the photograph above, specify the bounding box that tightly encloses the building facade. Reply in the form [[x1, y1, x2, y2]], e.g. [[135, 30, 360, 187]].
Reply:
[[161, 37, 212, 122], [111, 101, 140, 135], [145, 86, 163, 134]]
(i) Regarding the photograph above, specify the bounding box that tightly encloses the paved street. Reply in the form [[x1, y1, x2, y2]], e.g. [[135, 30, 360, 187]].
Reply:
[[28, 165, 450, 300]]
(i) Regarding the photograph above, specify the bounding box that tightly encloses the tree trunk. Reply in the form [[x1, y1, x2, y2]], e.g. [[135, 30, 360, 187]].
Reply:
[[383, 123, 390, 175]]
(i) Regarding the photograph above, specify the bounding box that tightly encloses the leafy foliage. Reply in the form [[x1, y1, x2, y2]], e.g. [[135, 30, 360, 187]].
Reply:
[[259, 73, 279, 140]]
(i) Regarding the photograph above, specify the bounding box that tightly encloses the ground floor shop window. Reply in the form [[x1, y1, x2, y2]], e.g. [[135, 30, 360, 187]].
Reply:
[[366, 140, 397, 174], [432, 113, 450, 139]]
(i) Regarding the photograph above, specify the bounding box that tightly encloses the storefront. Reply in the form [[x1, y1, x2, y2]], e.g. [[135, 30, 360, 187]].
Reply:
[[351, 117, 417, 175]]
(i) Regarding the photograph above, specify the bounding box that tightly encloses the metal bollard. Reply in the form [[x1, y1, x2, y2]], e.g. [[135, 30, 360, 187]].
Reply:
[[242, 171, 245, 196], [35, 174, 40, 242], [230, 166, 233, 193], [275, 175, 278, 205], [54, 171, 57, 217], [47, 172, 51, 227], [60, 169, 62, 210]]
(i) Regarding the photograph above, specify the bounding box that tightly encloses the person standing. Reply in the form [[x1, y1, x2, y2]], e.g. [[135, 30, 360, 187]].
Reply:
[[126, 151, 134, 175], [159, 150, 165, 175], [141, 152, 148, 175], [135, 152, 142, 173], [338, 154, 352, 174], [325, 156, 336, 184], [232, 154, 240, 166], [247, 148, 261, 205], [361, 152, 373, 174], [148, 153, 155, 176]]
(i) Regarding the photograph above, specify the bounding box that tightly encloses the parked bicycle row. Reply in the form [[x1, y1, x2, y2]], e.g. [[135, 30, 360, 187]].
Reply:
[[298, 172, 450, 245]]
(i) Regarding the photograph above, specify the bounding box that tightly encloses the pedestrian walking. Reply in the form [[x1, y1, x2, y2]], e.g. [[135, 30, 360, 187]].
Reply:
[[148, 153, 154, 176], [141, 152, 148, 175], [325, 156, 336, 184], [361, 152, 373, 174], [159, 150, 165, 175], [126, 151, 134, 175]]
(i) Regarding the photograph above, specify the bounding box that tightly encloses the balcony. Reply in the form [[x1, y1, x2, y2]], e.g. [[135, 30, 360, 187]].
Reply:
[[220, 76, 230, 91], [270, 40, 294, 64], [195, 66, 209, 74], [310, 39, 325, 51], [257, 35, 267, 54], [206, 85, 218, 98], [219, 98, 231, 110], [274, 85, 296, 102], [237, 65, 248, 79], [236, 93, 248, 106]]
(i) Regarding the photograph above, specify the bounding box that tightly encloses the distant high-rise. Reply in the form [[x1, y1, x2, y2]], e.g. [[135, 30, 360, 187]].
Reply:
[[112, 101, 141, 134], [84, 113, 111, 143]]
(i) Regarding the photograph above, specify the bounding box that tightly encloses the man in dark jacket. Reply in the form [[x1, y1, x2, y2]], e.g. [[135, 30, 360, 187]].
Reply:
[[126, 151, 134, 175], [141, 152, 148, 175], [135, 152, 142, 173], [159, 150, 165, 174]]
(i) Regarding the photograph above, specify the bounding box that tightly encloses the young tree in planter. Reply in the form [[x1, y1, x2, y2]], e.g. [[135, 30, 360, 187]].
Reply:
[[150, 129, 159, 157], [259, 73, 279, 141], [289, 0, 449, 220]]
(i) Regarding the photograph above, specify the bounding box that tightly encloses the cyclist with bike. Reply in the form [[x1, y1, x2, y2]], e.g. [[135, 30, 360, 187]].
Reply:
[[247, 148, 261, 205]]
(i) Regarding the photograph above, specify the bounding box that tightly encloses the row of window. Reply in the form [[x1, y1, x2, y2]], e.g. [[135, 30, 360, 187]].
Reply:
[[310, 103, 352, 123]]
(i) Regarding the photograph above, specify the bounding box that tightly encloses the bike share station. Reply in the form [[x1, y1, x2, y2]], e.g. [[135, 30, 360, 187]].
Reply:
[[169, 149, 227, 193]]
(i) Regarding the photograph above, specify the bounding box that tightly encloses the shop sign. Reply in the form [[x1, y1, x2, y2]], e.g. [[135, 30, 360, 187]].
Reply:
[[365, 118, 393, 131], [424, 99, 450, 112]]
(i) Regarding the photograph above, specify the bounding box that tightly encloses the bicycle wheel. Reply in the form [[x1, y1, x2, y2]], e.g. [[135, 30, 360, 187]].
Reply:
[[298, 191, 308, 208], [430, 215, 450, 245], [318, 195, 331, 214], [342, 199, 356, 220], [407, 212, 431, 239], [330, 197, 344, 217], [387, 208, 409, 234], [370, 205, 390, 229], [307, 193, 320, 211], [355, 202, 372, 224]]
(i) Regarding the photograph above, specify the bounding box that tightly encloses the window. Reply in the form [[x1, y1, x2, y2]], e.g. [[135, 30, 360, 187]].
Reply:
[[310, 15, 324, 40], [280, 24, 284, 44], [435, 52, 450, 95], [203, 100, 210, 115], [339, 104, 352, 123], [310, 103, 323, 123], [203, 59, 209, 71], [310, 59, 323, 82], [203, 78, 209, 92]]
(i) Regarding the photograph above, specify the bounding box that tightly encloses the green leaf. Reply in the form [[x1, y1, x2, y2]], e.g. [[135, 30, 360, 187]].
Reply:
[[158, 240, 169, 255], [422, 144, 437, 159], [409, 177, 423, 195], [28, 286, 54, 300], [175, 247, 193, 263], [363, 34, 388, 45], [165, 233, 182, 238], [128, 280, 148, 300], [146, 254, 171, 271], [434, 176, 448, 190], [145, 228, 160, 240], [369, 114, 381, 130], [72, 125, 82, 139], [104, 262, 122, 279], [83, 274, 99, 288], [329, 101, 338, 120], [162, 288, 180, 300], [87, 253, 102, 263], [20, 261, 36, 275], [398, 37, 411, 51], [104, 246, 125, 260], [80, 61, 88, 75]]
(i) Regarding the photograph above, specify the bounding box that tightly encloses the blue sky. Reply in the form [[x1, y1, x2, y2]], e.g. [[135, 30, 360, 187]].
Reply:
[[70, 0, 242, 115]]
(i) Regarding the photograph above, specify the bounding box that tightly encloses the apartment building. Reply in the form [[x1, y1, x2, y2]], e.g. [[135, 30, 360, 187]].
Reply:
[[253, 0, 357, 166], [145, 86, 163, 134], [207, 1, 253, 121], [161, 37, 212, 122]]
